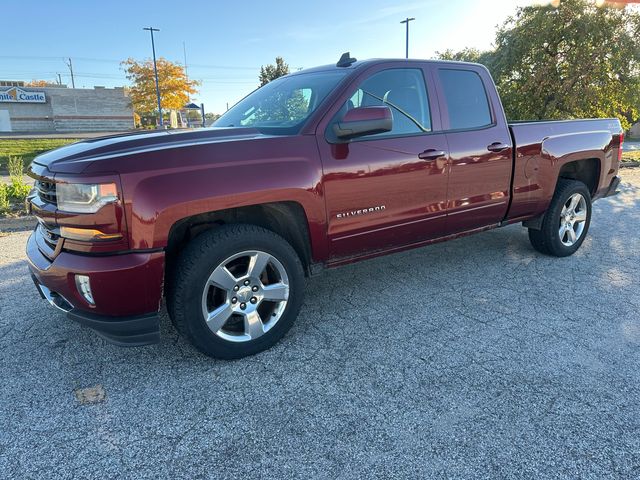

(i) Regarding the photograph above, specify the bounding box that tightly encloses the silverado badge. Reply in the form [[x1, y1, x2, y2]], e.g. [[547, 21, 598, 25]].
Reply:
[[336, 205, 386, 219]]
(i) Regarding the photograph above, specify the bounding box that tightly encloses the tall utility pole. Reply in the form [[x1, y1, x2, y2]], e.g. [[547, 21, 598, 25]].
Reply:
[[400, 17, 415, 59], [64, 58, 76, 88], [183, 41, 190, 101], [143, 27, 163, 128]]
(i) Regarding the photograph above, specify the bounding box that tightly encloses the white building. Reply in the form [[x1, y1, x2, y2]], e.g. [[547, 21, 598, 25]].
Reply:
[[0, 83, 134, 133]]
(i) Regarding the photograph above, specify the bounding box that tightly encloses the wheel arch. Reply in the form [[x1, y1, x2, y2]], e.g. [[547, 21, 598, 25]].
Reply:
[[557, 157, 601, 197], [165, 201, 316, 283], [541, 130, 611, 198], [523, 158, 600, 231]]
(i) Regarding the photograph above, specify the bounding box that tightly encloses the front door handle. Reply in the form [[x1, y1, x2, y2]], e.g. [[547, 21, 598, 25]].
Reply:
[[487, 142, 509, 152], [418, 149, 446, 160]]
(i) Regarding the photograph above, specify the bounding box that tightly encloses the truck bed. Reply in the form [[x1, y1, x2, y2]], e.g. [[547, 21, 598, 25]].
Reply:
[[507, 118, 623, 221]]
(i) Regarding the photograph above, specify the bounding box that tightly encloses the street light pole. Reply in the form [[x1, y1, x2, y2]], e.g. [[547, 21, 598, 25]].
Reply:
[[400, 17, 415, 59], [143, 27, 163, 128]]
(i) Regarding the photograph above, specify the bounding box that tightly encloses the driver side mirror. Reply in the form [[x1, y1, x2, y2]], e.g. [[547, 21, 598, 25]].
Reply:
[[333, 106, 392, 140]]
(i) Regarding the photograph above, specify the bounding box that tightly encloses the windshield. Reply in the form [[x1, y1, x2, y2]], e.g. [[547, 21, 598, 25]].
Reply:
[[213, 70, 347, 135]]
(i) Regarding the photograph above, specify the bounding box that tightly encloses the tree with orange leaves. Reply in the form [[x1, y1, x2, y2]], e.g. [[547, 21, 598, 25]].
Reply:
[[121, 57, 200, 119], [25, 80, 55, 87]]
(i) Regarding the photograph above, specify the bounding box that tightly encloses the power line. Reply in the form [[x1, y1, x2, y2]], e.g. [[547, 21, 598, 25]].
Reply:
[[184, 63, 256, 71], [1, 71, 258, 84], [0, 55, 258, 70]]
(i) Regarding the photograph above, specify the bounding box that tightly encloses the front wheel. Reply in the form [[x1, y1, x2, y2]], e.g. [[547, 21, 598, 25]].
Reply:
[[528, 179, 592, 257], [167, 224, 305, 359]]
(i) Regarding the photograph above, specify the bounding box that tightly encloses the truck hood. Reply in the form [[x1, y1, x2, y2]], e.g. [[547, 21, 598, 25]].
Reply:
[[32, 127, 266, 174]]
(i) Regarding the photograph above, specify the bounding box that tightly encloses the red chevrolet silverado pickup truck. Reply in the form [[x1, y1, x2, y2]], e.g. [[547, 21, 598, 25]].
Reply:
[[26, 54, 623, 359]]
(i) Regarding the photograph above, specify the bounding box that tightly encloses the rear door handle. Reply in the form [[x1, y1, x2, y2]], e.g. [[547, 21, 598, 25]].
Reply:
[[487, 142, 509, 152], [418, 149, 446, 160]]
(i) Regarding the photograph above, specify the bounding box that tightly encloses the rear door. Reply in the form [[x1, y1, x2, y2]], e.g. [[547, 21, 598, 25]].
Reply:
[[316, 63, 449, 260], [431, 65, 513, 233]]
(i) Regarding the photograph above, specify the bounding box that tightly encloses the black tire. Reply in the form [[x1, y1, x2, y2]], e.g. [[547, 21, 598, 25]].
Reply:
[[527, 179, 592, 257], [527, 228, 550, 255], [167, 224, 305, 359]]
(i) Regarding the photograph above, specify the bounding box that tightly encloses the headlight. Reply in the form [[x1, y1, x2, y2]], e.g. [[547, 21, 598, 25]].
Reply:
[[56, 183, 118, 213]]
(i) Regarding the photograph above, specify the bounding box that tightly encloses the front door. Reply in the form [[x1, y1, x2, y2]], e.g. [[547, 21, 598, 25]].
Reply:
[[317, 65, 449, 260]]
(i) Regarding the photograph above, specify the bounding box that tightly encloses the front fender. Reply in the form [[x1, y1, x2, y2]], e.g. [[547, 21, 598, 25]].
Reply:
[[125, 156, 326, 257]]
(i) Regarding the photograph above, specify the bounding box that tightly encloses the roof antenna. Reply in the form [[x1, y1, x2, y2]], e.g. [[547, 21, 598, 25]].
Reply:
[[336, 52, 357, 67]]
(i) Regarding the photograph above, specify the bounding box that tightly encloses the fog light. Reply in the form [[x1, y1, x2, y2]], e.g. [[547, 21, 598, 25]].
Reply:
[[75, 275, 95, 305]]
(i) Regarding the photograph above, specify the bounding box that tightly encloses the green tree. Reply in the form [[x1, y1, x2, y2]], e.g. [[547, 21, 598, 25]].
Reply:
[[437, 47, 494, 68], [259, 57, 290, 86], [437, 0, 640, 129], [205, 112, 221, 123], [254, 57, 308, 124]]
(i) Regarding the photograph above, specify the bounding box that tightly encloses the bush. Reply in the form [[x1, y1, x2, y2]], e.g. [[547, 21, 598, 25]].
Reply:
[[4, 156, 32, 210], [7, 181, 31, 200], [0, 184, 9, 213], [7, 156, 24, 179]]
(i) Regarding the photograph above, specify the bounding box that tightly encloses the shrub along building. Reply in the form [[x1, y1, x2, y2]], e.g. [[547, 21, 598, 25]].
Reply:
[[0, 82, 134, 133]]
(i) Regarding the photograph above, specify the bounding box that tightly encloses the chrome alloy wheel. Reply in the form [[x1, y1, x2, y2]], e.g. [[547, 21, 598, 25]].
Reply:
[[201, 250, 290, 342], [559, 192, 588, 247]]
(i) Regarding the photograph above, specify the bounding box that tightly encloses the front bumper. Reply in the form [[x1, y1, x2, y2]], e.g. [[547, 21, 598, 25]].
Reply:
[[26, 229, 165, 346]]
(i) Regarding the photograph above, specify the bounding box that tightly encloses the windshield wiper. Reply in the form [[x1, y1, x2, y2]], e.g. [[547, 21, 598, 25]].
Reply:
[[360, 90, 429, 133]]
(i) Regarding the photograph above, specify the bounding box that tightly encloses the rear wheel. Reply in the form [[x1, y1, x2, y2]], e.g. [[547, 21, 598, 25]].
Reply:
[[528, 179, 592, 257], [167, 224, 305, 359]]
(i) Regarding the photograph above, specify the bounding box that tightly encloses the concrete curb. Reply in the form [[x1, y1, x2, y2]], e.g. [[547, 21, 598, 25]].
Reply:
[[0, 215, 36, 233], [621, 161, 640, 169]]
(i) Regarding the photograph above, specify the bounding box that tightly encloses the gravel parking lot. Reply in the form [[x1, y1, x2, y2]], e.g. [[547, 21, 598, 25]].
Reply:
[[1, 170, 639, 479]]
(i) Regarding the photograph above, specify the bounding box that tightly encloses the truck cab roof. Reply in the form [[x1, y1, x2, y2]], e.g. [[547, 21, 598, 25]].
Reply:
[[288, 57, 486, 77]]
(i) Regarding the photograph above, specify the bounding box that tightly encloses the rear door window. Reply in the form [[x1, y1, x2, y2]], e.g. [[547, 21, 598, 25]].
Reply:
[[438, 69, 492, 130]]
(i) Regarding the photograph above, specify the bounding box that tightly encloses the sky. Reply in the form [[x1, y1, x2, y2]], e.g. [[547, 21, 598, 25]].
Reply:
[[0, 0, 545, 114]]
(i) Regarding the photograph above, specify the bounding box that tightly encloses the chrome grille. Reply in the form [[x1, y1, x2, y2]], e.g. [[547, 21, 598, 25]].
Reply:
[[35, 179, 57, 206], [38, 222, 60, 252]]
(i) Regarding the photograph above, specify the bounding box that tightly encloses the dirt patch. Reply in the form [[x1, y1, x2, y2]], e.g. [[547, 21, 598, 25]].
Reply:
[[73, 385, 107, 405], [0, 215, 36, 233]]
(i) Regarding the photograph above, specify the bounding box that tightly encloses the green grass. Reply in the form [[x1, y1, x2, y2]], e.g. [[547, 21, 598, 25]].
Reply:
[[0, 138, 79, 172], [622, 150, 640, 162]]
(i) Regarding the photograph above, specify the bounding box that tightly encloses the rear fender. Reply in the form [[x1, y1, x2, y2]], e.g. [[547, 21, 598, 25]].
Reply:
[[537, 130, 612, 210]]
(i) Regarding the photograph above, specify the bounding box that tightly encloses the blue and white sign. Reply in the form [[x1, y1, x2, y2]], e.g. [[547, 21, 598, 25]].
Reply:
[[0, 87, 46, 103]]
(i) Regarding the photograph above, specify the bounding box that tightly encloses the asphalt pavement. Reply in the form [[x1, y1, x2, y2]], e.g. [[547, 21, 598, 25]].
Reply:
[[1, 170, 639, 479], [624, 140, 640, 151]]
